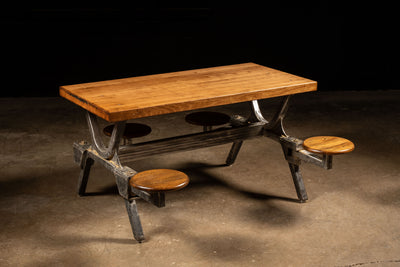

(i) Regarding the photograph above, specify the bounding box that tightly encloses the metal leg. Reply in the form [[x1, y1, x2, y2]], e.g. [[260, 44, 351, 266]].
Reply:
[[226, 96, 290, 166], [280, 140, 309, 202], [86, 111, 126, 160], [78, 112, 126, 197], [125, 199, 145, 242], [287, 163, 308, 202], [225, 140, 243, 166], [77, 155, 94, 196], [250, 96, 308, 202], [248, 96, 290, 139], [264, 96, 291, 136], [248, 100, 268, 123]]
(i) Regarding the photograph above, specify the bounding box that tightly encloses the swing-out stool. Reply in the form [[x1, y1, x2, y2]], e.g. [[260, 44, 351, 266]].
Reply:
[[125, 169, 189, 242], [302, 136, 355, 155]]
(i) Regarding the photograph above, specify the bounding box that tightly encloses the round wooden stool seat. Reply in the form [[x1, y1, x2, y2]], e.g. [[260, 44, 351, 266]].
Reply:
[[185, 111, 230, 127], [130, 169, 189, 192], [303, 136, 355, 155], [103, 123, 151, 139]]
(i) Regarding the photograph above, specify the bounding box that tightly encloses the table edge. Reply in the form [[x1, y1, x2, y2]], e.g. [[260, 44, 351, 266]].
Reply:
[[59, 63, 318, 122], [105, 81, 317, 122], [60, 87, 112, 121]]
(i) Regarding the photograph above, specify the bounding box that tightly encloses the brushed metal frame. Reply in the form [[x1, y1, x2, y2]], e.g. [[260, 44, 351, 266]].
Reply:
[[74, 96, 334, 241]]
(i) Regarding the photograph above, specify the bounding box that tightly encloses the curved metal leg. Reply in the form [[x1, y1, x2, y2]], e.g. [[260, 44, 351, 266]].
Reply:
[[86, 112, 126, 160], [226, 97, 292, 166], [272, 97, 308, 202], [248, 100, 268, 123], [249, 96, 308, 202], [248, 96, 290, 136], [263, 95, 290, 136]]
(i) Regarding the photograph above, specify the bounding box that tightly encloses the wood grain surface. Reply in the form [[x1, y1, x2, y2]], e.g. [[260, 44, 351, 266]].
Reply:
[[60, 63, 317, 122], [303, 136, 355, 155], [129, 169, 189, 192]]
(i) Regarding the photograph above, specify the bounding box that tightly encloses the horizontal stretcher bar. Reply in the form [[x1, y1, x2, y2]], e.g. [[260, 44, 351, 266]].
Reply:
[[118, 122, 266, 162]]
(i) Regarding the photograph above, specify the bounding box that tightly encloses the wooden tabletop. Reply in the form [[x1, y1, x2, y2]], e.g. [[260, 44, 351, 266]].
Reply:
[[60, 63, 317, 122]]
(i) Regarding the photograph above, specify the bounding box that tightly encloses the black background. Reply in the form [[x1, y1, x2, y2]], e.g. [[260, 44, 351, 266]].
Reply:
[[1, 2, 398, 97]]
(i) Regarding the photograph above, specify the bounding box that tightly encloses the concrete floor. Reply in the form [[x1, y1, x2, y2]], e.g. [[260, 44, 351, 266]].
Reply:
[[0, 90, 399, 266]]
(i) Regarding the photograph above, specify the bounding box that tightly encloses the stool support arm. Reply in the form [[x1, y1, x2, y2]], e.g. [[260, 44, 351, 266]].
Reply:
[[280, 136, 333, 170]]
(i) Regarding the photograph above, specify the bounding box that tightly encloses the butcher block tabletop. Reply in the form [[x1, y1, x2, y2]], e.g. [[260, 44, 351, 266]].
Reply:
[[60, 62, 317, 122]]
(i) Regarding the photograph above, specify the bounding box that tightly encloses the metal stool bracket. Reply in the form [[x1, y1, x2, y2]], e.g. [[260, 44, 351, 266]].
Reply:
[[280, 136, 333, 170]]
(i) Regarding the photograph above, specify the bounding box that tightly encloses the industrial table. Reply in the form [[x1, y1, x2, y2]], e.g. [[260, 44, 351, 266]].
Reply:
[[60, 62, 336, 241]]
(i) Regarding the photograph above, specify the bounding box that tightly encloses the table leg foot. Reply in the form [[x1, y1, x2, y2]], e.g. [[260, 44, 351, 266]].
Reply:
[[125, 199, 145, 242]]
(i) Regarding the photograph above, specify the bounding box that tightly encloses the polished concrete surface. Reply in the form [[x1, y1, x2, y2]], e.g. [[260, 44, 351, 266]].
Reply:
[[1, 91, 399, 266]]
